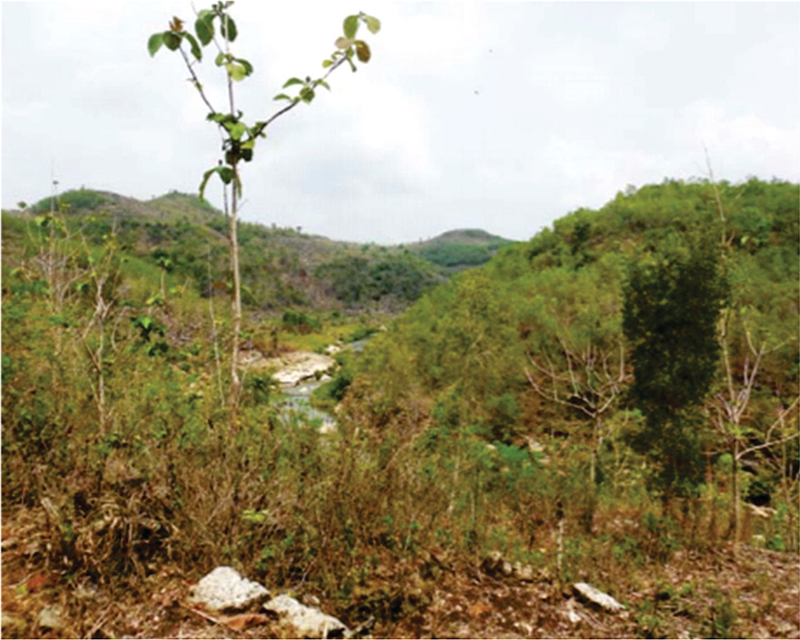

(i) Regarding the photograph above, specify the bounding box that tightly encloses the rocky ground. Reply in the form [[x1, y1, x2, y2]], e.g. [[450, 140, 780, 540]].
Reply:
[[2, 522, 798, 640]]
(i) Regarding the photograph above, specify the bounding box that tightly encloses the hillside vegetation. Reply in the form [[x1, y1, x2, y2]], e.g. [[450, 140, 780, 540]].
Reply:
[[1, 177, 798, 638], [407, 228, 514, 270], [8, 189, 452, 313]]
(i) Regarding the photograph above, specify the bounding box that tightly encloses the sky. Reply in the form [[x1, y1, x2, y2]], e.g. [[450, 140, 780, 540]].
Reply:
[[2, 2, 798, 244]]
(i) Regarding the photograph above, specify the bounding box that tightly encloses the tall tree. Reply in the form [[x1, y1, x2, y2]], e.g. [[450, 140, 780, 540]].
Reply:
[[623, 225, 729, 495]]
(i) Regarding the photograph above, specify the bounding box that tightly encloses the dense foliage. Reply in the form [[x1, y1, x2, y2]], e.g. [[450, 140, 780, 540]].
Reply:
[[314, 253, 443, 306], [346, 176, 798, 540]]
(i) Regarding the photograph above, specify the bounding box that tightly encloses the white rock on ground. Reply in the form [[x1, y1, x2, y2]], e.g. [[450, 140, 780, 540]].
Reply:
[[573, 582, 625, 613], [271, 352, 336, 387], [38, 605, 63, 630], [264, 594, 348, 638], [189, 566, 270, 613]]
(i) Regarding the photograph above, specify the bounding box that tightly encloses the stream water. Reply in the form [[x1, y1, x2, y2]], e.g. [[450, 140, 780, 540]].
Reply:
[[275, 338, 371, 432]]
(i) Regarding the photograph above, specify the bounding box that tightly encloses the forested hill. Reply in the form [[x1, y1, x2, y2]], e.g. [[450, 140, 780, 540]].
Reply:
[[406, 228, 515, 270], [342, 176, 798, 525], [2, 189, 510, 312]]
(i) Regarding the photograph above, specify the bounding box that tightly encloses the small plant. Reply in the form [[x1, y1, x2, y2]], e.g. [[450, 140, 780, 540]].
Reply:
[[640, 511, 680, 561], [705, 587, 738, 639]]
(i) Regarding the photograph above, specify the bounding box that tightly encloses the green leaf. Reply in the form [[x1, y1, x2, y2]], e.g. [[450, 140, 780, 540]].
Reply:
[[147, 32, 164, 56], [163, 31, 181, 51], [226, 122, 247, 140], [220, 167, 235, 184], [335, 36, 353, 50], [322, 59, 334, 68], [237, 57, 254, 75], [220, 16, 237, 42], [355, 40, 371, 63], [317, 79, 331, 91], [195, 17, 213, 45], [199, 167, 218, 199], [241, 148, 253, 162], [225, 63, 247, 81], [283, 77, 304, 88], [183, 32, 202, 61], [363, 15, 381, 34], [300, 87, 315, 103], [215, 52, 227, 66], [207, 112, 227, 123], [343, 15, 359, 39], [273, 93, 292, 101]]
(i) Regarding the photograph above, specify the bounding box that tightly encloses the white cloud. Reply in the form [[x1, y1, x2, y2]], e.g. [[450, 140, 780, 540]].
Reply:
[[679, 102, 800, 179], [378, 4, 493, 76], [348, 82, 438, 189], [524, 44, 611, 108]]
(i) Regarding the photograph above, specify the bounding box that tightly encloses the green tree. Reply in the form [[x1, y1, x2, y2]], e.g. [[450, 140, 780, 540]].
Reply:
[[623, 225, 729, 495], [149, 2, 380, 426]]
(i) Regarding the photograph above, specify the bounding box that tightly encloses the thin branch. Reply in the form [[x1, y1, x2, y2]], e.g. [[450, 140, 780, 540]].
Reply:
[[739, 431, 799, 459], [703, 142, 726, 225], [252, 54, 350, 137], [178, 45, 217, 114]]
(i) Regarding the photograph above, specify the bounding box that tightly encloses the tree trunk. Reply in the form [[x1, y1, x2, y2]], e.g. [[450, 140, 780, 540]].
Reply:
[[228, 173, 242, 428], [731, 438, 740, 549]]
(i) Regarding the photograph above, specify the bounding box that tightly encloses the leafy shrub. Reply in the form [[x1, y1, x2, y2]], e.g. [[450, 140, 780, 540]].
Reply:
[[282, 310, 322, 333]]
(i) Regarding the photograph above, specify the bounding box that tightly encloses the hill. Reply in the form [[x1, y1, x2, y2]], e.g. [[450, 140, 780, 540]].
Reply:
[[407, 228, 515, 270], [4, 188, 455, 312]]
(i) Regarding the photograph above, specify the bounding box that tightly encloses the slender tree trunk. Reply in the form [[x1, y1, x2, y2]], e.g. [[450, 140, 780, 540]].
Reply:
[[228, 171, 242, 427], [731, 438, 740, 548]]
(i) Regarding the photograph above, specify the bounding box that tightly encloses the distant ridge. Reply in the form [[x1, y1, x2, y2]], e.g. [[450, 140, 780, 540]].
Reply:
[[5, 188, 512, 310], [408, 228, 516, 270]]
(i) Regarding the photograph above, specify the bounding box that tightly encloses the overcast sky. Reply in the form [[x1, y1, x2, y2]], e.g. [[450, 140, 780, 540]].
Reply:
[[2, 2, 798, 244]]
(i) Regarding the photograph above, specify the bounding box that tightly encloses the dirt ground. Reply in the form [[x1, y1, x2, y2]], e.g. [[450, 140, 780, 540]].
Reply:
[[2, 518, 799, 640]]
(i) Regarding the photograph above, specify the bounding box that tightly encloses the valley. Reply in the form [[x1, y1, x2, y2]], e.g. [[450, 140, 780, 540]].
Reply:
[[1, 177, 798, 638]]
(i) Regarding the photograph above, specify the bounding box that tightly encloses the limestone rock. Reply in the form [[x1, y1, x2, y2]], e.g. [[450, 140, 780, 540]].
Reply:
[[482, 552, 534, 580], [513, 561, 535, 581], [269, 352, 336, 387], [563, 598, 582, 624], [38, 605, 63, 630], [573, 582, 625, 613], [189, 566, 270, 613], [264, 594, 348, 638]]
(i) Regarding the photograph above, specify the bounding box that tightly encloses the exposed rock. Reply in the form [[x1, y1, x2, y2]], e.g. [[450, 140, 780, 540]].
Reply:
[[563, 598, 582, 624], [268, 352, 336, 387], [318, 419, 338, 435], [38, 604, 63, 630], [573, 582, 625, 613], [482, 552, 535, 580], [513, 561, 535, 581], [189, 566, 270, 613], [264, 594, 348, 638]]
